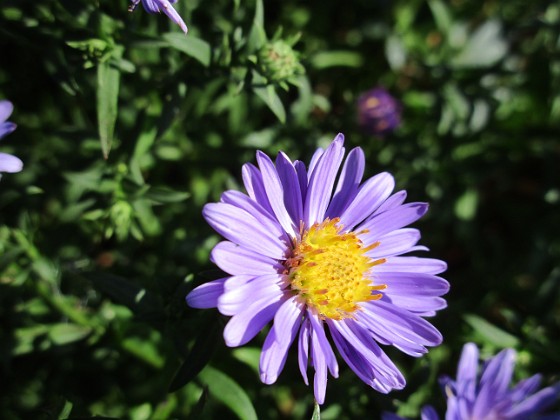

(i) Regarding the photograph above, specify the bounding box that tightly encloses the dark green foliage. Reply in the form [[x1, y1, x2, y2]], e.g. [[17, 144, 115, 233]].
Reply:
[[1, 0, 559, 418]]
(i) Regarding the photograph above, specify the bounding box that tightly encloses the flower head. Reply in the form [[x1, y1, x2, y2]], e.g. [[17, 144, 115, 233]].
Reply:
[[257, 39, 305, 84], [187, 134, 448, 404], [129, 0, 188, 34], [357, 87, 401, 136], [0, 100, 23, 175], [384, 343, 560, 420]]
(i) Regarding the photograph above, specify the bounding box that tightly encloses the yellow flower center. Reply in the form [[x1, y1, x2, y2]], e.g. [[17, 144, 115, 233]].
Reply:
[[286, 218, 386, 320]]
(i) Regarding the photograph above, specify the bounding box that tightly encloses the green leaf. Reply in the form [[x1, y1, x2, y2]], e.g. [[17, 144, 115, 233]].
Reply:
[[464, 314, 520, 347], [310, 51, 363, 69], [232, 347, 261, 375], [186, 387, 208, 420], [199, 366, 258, 420], [145, 186, 191, 204], [48, 323, 92, 345], [58, 400, 73, 419], [311, 401, 321, 420], [169, 317, 221, 392], [163, 33, 211, 67], [247, 0, 266, 52], [97, 47, 122, 159], [87, 272, 164, 318], [428, 0, 452, 34], [252, 71, 286, 123]]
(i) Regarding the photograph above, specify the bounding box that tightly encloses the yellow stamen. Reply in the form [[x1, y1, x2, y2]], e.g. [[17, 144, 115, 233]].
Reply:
[[286, 218, 386, 320]]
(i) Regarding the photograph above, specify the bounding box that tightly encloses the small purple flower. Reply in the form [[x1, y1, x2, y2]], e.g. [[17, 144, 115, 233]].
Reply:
[[384, 343, 560, 420], [0, 100, 23, 175], [187, 134, 448, 404], [129, 0, 188, 34], [357, 87, 401, 136]]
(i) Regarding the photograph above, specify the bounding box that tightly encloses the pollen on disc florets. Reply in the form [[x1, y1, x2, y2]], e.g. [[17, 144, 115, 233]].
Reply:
[[286, 218, 386, 320]]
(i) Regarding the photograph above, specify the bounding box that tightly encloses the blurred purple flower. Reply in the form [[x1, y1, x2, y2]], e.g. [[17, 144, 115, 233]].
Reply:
[[0, 100, 23, 174], [187, 133, 448, 404], [384, 343, 560, 420], [129, 0, 188, 34], [357, 87, 401, 136]]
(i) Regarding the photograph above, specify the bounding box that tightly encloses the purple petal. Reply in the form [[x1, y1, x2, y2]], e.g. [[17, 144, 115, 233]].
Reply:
[[0, 122, 16, 139], [308, 313, 338, 404], [294, 160, 308, 202], [472, 348, 516, 418], [0, 100, 14, 122], [421, 405, 440, 420], [380, 294, 447, 315], [366, 228, 422, 258], [375, 256, 447, 275], [186, 278, 227, 308], [304, 134, 345, 226], [210, 241, 283, 275], [155, 0, 188, 33], [203, 202, 289, 259], [358, 300, 443, 354], [220, 190, 290, 243], [325, 147, 365, 218], [456, 343, 479, 401], [0, 153, 23, 173], [329, 319, 405, 393], [506, 382, 560, 418], [141, 0, 160, 13], [275, 152, 304, 227], [339, 172, 395, 230], [223, 293, 287, 347], [376, 272, 450, 297], [298, 318, 311, 385], [256, 151, 298, 237], [218, 274, 286, 316], [242, 162, 274, 214], [509, 374, 542, 402], [359, 202, 429, 239], [259, 297, 303, 384], [376, 190, 407, 214]]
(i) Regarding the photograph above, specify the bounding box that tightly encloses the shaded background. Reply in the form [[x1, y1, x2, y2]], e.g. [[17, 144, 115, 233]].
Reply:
[[1, 0, 559, 418]]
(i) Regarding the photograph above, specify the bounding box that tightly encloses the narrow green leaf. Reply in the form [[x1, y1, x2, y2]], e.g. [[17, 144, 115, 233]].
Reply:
[[252, 71, 286, 123], [186, 387, 208, 420], [97, 47, 122, 159], [247, 0, 266, 52], [199, 366, 258, 420], [464, 314, 520, 347], [58, 400, 73, 419], [169, 317, 221, 392], [87, 272, 163, 317], [145, 186, 191, 204], [163, 33, 211, 67]]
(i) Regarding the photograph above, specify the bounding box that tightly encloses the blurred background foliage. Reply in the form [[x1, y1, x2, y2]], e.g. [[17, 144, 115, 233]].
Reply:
[[1, 0, 559, 418]]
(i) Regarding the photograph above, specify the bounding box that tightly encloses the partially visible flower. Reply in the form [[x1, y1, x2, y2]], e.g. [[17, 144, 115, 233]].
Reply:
[[129, 0, 188, 34], [187, 133, 448, 404], [384, 343, 560, 420], [0, 100, 23, 175], [357, 87, 401, 136]]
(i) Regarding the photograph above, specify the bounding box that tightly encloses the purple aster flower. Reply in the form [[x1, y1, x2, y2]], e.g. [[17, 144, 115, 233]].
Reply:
[[186, 134, 448, 404], [0, 100, 23, 175], [384, 343, 560, 420], [357, 87, 401, 136], [129, 0, 188, 34]]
